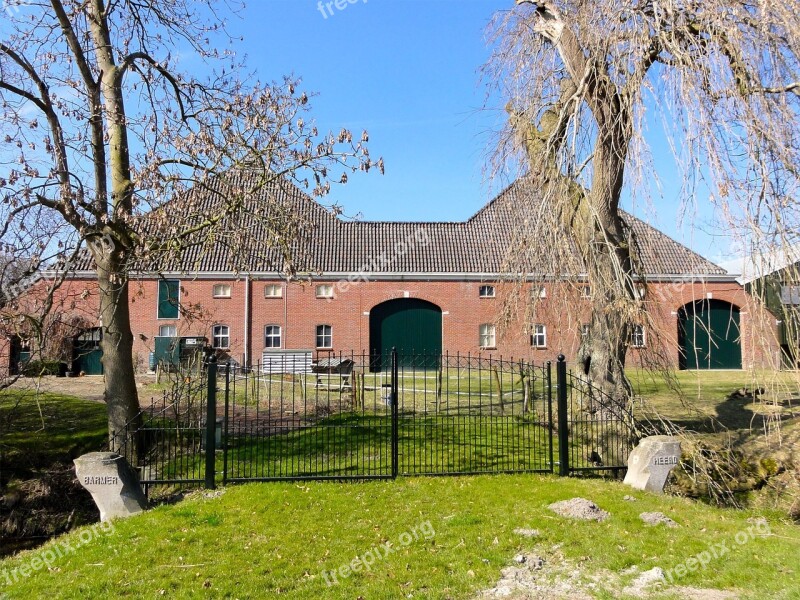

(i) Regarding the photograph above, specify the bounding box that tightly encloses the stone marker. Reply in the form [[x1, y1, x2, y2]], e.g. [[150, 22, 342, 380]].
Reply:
[[623, 435, 681, 494], [74, 452, 147, 521]]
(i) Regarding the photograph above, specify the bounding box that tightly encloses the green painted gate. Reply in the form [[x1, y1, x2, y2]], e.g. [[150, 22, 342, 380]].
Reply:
[[369, 298, 442, 370], [678, 299, 742, 370], [73, 328, 104, 375]]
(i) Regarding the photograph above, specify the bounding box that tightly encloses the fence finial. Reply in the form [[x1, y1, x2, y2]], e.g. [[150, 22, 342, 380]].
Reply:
[[557, 354, 566, 362]]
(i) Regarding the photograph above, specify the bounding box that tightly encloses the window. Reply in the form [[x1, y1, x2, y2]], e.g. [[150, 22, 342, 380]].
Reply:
[[316, 284, 334, 299], [637, 286, 646, 299], [479, 324, 496, 348], [264, 325, 282, 348], [157, 279, 180, 319], [631, 325, 646, 348], [581, 324, 590, 338], [533, 286, 547, 299], [316, 324, 333, 349], [213, 284, 231, 298], [479, 285, 495, 298], [264, 284, 283, 298], [159, 325, 177, 338], [531, 324, 547, 348], [580, 285, 591, 299], [212, 325, 230, 349], [781, 285, 800, 305]]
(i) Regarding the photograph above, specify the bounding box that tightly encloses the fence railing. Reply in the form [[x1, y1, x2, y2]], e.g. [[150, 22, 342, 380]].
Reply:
[[111, 351, 634, 493]]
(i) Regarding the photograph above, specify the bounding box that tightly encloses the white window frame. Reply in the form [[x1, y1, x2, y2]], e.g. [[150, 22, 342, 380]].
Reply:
[[479, 323, 496, 348], [581, 324, 590, 338], [631, 325, 646, 348], [213, 284, 232, 299], [159, 325, 177, 338], [581, 285, 592, 299], [212, 324, 230, 349], [316, 284, 334, 299], [533, 285, 547, 299], [316, 324, 333, 349], [264, 284, 283, 298], [531, 324, 547, 348], [264, 325, 282, 348], [479, 285, 496, 298]]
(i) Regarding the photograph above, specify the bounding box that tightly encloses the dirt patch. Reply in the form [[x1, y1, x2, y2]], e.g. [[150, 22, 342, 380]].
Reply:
[[548, 498, 609, 522], [477, 548, 741, 599], [9, 374, 158, 405], [0, 463, 99, 557], [639, 512, 679, 528]]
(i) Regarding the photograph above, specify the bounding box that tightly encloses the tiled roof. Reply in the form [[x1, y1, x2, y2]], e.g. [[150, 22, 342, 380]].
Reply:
[[73, 171, 727, 277]]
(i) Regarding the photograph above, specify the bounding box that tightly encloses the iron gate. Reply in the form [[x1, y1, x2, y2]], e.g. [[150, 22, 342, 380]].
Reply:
[[113, 352, 633, 491]]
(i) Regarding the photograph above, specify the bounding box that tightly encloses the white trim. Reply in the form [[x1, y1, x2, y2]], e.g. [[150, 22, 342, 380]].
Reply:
[[65, 270, 740, 283]]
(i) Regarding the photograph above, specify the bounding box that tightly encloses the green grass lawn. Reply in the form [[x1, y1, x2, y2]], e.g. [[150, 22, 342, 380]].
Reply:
[[0, 390, 107, 477], [628, 369, 800, 431], [1, 475, 798, 599]]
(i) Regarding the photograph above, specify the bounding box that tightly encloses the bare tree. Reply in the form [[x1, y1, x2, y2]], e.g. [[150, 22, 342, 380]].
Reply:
[[0, 1, 380, 454], [487, 0, 799, 406]]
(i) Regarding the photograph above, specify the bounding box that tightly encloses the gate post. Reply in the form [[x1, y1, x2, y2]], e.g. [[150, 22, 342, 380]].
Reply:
[[546, 361, 554, 473], [205, 355, 218, 490], [556, 355, 570, 476], [391, 347, 399, 479], [222, 361, 230, 486]]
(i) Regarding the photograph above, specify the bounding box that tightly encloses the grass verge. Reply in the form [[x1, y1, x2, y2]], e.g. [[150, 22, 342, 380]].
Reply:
[[1, 475, 798, 599]]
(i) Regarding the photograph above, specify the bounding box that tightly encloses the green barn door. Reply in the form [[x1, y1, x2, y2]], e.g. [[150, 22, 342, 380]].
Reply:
[[679, 300, 742, 370], [73, 328, 104, 375], [370, 299, 442, 370]]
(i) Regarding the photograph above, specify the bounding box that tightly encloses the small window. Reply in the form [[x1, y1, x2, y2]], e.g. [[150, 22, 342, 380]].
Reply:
[[264, 325, 282, 348], [532, 286, 547, 299], [637, 286, 646, 299], [530, 324, 547, 348], [479, 285, 495, 298], [212, 325, 230, 349], [316, 324, 333, 349], [157, 279, 180, 319], [264, 284, 283, 298], [213, 284, 231, 298], [580, 285, 591, 299], [479, 323, 496, 348], [159, 325, 177, 338], [631, 325, 646, 348], [780, 285, 800, 305], [316, 284, 334, 299], [581, 324, 590, 338]]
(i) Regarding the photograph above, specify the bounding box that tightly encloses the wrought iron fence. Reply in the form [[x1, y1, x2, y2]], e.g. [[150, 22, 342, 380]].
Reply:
[[111, 351, 634, 493]]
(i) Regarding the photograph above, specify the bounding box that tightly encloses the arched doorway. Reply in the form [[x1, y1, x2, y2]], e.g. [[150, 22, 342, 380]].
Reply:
[[369, 298, 442, 370], [678, 299, 742, 370]]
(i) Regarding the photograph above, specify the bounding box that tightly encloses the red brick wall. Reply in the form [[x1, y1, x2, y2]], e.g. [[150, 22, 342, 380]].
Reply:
[[116, 276, 779, 370]]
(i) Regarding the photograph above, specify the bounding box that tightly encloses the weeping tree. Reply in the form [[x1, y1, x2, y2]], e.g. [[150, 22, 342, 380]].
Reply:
[[0, 0, 380, 455], [488, 0, 799, 407]]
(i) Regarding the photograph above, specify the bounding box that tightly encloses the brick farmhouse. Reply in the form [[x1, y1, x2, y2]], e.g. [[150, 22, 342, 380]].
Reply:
[[0, 175, 781, 376]]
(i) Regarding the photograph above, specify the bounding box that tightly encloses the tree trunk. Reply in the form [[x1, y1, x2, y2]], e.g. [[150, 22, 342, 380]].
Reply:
[[574, 132, 637, 415], [94, 244, 141, 459]]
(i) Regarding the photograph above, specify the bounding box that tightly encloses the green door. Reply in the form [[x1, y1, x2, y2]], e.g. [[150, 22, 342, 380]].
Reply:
[[73, 328, 104, 375], [678, 300, 742, 370], [370, 299, 442, 370]]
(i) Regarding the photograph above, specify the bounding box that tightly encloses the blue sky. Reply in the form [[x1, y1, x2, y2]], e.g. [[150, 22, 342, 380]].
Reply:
[[218, 1, 735, 264]]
